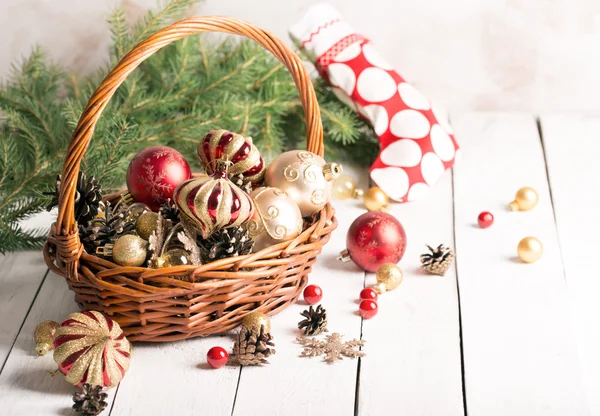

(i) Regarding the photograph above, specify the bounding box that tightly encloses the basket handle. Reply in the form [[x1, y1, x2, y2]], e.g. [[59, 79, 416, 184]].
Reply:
[[52, 16, 324, 276]]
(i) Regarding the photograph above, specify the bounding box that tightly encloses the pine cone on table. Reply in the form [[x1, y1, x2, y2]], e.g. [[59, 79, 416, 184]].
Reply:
[[45, 172, 102, 225], [420, 244, 455, 276], [298, 305, 328, 336], [72, 383, 108, 415], [197, 226, 254, 262], [230, 325, 275, 366]]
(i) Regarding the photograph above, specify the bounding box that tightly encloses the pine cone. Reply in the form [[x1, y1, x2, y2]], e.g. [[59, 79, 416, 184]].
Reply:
[[231, 325, 275, 366], [229, 173, 253, 194], [78, 202, 134, 253], [159, 199, 179, 224], [298, 305, 328, 336], [72, 383, 108, 415], [46, 172, 102, 225], [420, 244, 455, 276], [197, 226, 254, 262]]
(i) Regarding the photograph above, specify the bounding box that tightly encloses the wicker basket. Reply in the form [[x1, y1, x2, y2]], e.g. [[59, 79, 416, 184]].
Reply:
[[43, 16, 337, 342]]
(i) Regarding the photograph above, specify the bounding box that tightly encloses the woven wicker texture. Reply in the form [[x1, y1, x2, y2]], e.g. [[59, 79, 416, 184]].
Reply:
[[43, 16, 336, 342]]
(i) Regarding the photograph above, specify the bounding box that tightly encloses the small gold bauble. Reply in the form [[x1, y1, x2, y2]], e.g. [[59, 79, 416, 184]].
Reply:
[[241, 311, 271, 333], [364, 186, 389, 211], [125, 202, 151, 222], [34, 320, 60, 356], [158, 248, 191, 268], [135, 211, 159, 240], [332, 175, 363, 200], [376, 263, 403, 291], [510, 187, 538, 211], [112, 234, 148, 267], [517, 236, 543, 263], [373, 282, 388, 295]]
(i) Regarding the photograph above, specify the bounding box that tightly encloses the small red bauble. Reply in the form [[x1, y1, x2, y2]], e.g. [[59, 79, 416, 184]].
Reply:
[[359, 288, 378, 302], [478, 211, 494, 228], [339, 211, 407, 272], [303, 284, 323, 305], [126, 146, 192, 211], [359, 300, 378, 319], [207, 346, 229, 369]]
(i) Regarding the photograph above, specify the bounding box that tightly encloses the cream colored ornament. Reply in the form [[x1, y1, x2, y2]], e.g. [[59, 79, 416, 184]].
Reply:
[[264, 150, 342, 216], [246, 187, 303, 251]]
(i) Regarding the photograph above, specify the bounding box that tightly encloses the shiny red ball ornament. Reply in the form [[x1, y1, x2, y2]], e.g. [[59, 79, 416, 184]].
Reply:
[[359, 288, 378, 302], [126, 146, 192, 211], [359, 300, 378, 319], [303, 284, 323, 305], [339, 211, 407, 272], [478, 211, 494, 228], [207, 346, 229, 369]]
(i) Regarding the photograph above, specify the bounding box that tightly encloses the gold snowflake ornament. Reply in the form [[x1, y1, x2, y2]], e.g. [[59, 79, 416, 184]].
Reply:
[[297, 333, 365, 363]]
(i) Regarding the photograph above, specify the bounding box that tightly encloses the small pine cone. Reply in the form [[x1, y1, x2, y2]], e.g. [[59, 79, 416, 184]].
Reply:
[[197, 226, 254, 262], [159, 199, 180, 224], [231, 325, 275, 366], [298, 305, 328, 336], [78, 202, 134, 253], [72, 383, 108, 415], [420, 244, 455, 276], [46, 172, 103, 225]]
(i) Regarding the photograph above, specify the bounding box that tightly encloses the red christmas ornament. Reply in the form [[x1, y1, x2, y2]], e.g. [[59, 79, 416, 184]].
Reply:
[[303, 284, 323, 305], [359, 300, 378, 319], [359, 288, 378, 302], [338, 211, 407, 272], [207, 346, 229, 369], [126, 146, 192, 211], [478, 211, 494, 228]]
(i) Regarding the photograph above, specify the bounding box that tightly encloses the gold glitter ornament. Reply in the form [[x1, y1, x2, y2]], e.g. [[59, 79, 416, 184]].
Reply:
[[97, 234, 148, 267], [510, 187, 538, 211], [155, 248, 192, 268], [332, 175, 363, 200], [241, 311, 271, 333], [135, 211, 159, 240], [264, 150, 342, 216], [246, 187, 303, 251], [34, 320, 60, 356], [53, 311, 131, 388], [375, 263, 403, 292], [364, 186, 389, 211], [517, 236, 543, 263], [124, 202, 151, 223]]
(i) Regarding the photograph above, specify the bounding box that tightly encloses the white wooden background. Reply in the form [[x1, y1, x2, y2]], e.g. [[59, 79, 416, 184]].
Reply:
[[0, 112, 599, 415]]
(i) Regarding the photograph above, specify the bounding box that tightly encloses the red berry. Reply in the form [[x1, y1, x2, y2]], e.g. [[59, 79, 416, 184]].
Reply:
[[359, 300, 378, 319], [478, 211, 494, 228], [359, 288, 378, 302], [303, 285, 323, 305], [207, 346, 228, 369]]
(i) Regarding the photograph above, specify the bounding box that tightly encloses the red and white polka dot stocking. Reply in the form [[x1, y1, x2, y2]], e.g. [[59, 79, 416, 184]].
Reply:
[[290, 4, 460, 202]]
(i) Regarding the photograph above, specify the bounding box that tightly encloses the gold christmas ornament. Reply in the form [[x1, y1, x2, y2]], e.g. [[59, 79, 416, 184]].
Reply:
[[246, 187, 303, 251], [135, 211, 159, 240], [155, 248, 192, 268], [198, 129, 266, 188], [517, 236, 543, 263], [53, 311, 131, 388], [332, 175, 363, 200], [124, 202, 151, 222], [174, 161, 254, 238], [34, 320, 60, 356], [241, 311, 271, 333], [98, 234, 148, 267], [264, 150, 342, 216], [364, 186, 389, 211], [373, 282, 387, 295], [510, 187, 538, 211], [375, 263, 403, 292]]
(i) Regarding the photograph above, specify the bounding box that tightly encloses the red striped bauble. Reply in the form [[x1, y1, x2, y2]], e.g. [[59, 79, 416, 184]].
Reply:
[[197, 129, 265, 188], [174, 162, 255, 238], [53, 311, 131, 389]]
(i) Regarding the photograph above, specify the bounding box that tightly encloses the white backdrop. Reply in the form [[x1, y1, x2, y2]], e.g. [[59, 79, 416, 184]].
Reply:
[[1, 0, 599, 112]]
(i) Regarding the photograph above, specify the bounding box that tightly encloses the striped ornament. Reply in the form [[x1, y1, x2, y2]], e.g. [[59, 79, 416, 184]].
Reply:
[[174, 168, 255, 239], [53, 311, 131, 389], [198, 130, 265, 187]]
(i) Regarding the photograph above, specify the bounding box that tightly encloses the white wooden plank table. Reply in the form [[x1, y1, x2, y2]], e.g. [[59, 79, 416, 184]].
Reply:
[[0, 111, 597, 416]]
